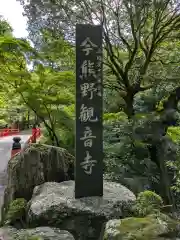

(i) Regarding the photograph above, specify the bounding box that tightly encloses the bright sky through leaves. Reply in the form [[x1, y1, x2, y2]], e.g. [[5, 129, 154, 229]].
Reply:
[[0, 0, 28, 38]]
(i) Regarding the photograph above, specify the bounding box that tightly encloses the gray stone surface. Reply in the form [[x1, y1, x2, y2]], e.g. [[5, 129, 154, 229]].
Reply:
[[3, 144, 74, 216], [0, 226, 75, 240], [27, 180, 136, 240], [103, 219, 121, 239]]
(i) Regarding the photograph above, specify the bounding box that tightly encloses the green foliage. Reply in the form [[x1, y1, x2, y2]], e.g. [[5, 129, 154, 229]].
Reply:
[[17, 68, 75, 143], [0, 17, 75, 146], [133, 191, 163, 217], [103, 111, 155, 183], [0, 119, 7, 128], [13, 234, 43, 240], [4, 198, 27, 226], [166, 127, 180, 198], [39, 28, 75, 70], [0, 16, 13, 36], [103, 111, 128, 122], [26, 237, 43, 240], [167, 127, 180, 143], [20, 0, 180, 115]]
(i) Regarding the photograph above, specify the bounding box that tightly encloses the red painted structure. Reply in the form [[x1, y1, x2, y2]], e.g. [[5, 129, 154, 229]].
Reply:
[[27, 128, 41, 144], [10, 128, 41, 158], [0, 128, 41, 139], [0, 128, 20, 137]]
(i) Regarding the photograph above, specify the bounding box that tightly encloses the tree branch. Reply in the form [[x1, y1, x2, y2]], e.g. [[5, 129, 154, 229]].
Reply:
[[124, 2, 139, 76]]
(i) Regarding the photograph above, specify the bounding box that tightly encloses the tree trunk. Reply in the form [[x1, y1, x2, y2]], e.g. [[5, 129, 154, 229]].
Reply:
[[148, 143, 175, 209], [123, 93, 135, 118], [157, 142, 175, 209], [42, 120, 60, 147]]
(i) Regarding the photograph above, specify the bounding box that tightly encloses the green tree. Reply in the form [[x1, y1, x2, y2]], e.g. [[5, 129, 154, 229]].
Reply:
[[19, 0, 180, 117], [0, 18, 75, 147], [0, 16, 12, 36], [18, 0, 180, 206]]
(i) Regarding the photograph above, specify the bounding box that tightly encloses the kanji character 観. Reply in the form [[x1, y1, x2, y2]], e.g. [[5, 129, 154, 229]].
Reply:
[[80, 83, 97, 99], [79, 104, 98, 122], [80, 126, 96, 147], [80, 37, 98, 55], [80, 151, 97, 175]]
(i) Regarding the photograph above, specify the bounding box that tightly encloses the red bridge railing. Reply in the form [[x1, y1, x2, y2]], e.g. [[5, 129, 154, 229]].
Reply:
[[0, 128, 20, 137], [11, 128, 41, 158], [26, 128, 41, 144]]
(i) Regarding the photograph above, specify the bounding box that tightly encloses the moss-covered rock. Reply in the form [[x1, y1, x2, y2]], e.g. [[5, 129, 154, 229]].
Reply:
[[0, 226, 75, 240], [3, 198, 27, 227], [27, 181, 135, 240], [103, 213, 180, 239], [2, 144, 74, 220]]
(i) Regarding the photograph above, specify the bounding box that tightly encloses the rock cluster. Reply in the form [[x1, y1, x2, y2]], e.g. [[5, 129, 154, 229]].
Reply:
[[1, 143, 179, 239], [3, 143, 74, 212], [27, 180, 135, 239]]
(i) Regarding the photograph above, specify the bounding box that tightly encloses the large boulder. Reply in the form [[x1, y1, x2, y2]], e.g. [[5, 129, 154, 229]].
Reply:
[[0, 226, 75, 240], [3, 144, 74, 215], [103, 213, 180, 239], [27, 180, 135, 240]]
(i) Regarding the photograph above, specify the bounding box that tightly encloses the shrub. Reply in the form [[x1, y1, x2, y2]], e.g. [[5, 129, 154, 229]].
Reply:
[[133, 190, 163, 217], [4, 198, 27, 227]]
